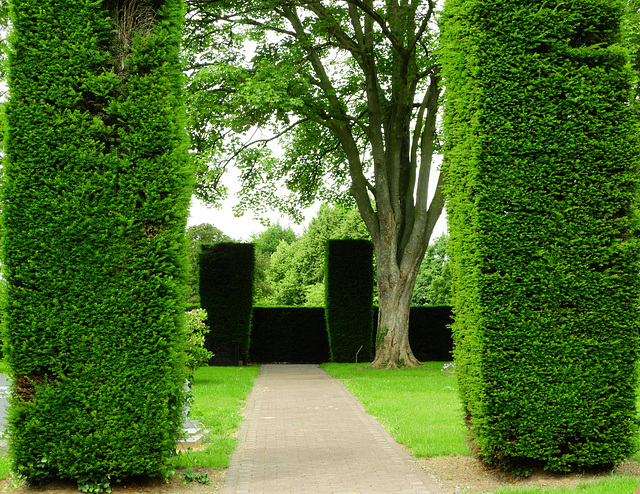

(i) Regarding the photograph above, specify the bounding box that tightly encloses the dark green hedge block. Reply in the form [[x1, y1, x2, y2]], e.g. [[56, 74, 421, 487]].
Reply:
[[441, 0, 639, 472], [1, 0, 191, 485], [250, 307, 329, 363], [407, 306, 453, 362], [325, 240, 374, 362], [370, 306, 453, 362], [199, 243, 254, 363], [248, 306, 451, 364]]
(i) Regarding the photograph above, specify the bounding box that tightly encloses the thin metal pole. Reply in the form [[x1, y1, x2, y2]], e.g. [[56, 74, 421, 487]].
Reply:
[[355, 345, 363, 378]]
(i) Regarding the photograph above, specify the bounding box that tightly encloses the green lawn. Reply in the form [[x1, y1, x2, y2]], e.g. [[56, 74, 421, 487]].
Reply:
[[492, 477, 640, 494], [323, 362, 470, 457], [323, 362, 640, 494], [170, 365, 260, 469]]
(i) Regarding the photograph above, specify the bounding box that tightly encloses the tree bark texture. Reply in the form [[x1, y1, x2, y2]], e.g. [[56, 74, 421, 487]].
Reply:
[[372, 255, 422, 368]]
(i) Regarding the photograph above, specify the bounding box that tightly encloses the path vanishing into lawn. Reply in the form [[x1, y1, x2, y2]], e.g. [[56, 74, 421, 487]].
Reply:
[[222, 364, 443, 494]]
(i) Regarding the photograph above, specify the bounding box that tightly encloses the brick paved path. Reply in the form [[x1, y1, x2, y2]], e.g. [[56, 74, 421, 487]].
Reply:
[[222, 364, 444, 494]]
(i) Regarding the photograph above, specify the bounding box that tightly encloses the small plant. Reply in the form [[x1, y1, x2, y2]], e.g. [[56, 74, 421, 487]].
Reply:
[[181, 467, 210, 485], [185, 309, 213, 374], [77, 474, 111, 493], [441, 362, 456, 374]]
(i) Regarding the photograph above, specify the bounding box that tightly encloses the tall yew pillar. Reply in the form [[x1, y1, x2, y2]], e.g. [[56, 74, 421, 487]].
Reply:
[[1, 0, 191, 487], [441, 0, 640, 472]]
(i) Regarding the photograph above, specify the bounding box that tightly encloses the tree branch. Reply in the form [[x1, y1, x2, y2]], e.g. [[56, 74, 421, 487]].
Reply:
[[345, 0, 405, 54], [214, 16, 296, 37], [397, 72, 441, 268], [407, 0, 435, 55], [219, 118, 312, 172], [415, 73, 440, 213], [348, 1, 365, 49], [280, 5, 378, 236], [304, 2, 363, 55]]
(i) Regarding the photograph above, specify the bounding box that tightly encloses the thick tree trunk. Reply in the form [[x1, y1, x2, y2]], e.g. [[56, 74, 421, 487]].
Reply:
[[370, 256, 422, 368]]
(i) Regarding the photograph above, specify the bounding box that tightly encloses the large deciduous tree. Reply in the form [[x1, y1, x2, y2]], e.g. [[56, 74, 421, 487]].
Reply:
[[185, 0, 444, 368]]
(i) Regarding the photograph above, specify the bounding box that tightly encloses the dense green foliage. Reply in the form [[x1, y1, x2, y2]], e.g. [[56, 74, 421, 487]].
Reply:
[[325, 240, 374, 362], [184, 309, 213, 374], [251, 222, 296, 259], [441, 0, 640, 472], [186, 223, 233, 304], [199, 243, 254, 362], [623, 1, 640, 109], [412, 235, 452, 306], [1, 0, 191, 487], [250, 222, 297, 303], [250, 307, 329, 363], [259, 205, 370, 307], [251, 211, 448, 309]]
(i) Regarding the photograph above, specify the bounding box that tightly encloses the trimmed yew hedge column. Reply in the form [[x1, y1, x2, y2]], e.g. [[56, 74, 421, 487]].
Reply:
[[1, 0, 191, 487], [199, 243, 254, 363], [325, 239, 374, 362], [441, 0, 640, 472]]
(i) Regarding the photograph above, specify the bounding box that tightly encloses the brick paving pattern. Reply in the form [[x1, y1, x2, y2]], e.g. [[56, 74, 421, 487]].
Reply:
[[222, 364, 444, 494]]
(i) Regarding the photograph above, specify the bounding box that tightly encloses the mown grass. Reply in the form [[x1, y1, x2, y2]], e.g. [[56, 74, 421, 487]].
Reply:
[[323, 362, 469, 457], [169, 365, 260, 469], [323, 362, 640, 494], [493, 477, 640, 494]]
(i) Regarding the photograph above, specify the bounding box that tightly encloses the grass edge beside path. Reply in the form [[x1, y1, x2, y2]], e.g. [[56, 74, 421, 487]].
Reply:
[[322, 362, 470, 457], [322, 362, 640, 494], [170, 365, 260, 470], [0, 365, 259, 491]]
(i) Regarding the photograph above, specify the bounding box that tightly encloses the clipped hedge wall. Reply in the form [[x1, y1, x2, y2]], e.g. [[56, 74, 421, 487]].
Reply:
[[441, 0, 640, 472], [248, 306, 451, 364], [406, 306, 453, 362], [199, 243, 254, 363], [325, 240, 374, 362], [1, 0, 190, 486], [250, 307, 329, 363]]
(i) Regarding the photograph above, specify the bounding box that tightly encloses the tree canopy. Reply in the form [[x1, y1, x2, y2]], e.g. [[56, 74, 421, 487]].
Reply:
[[258, 204, 369, 306], [411, 234, 451, 306]]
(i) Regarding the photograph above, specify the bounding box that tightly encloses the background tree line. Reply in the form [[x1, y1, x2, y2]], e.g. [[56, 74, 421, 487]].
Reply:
[[187, 204, 451, 308]]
